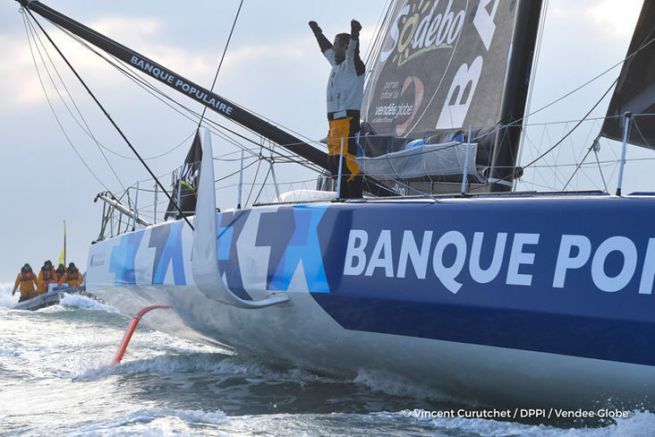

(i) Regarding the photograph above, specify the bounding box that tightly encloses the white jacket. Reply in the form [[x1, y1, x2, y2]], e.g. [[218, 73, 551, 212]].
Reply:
[[323, 39, 365, 115]]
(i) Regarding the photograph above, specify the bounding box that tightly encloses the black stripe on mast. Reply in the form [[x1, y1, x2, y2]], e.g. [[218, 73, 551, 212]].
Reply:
[[488, 0, 543, 192]]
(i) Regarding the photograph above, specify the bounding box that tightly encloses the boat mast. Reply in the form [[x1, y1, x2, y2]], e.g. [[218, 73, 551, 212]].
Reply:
[[487, 0, 543, 192], [17, 0, 329, 170]]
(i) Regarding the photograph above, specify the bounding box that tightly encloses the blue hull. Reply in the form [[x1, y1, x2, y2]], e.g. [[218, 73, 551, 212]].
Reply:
[[86, 193, 655, 406]]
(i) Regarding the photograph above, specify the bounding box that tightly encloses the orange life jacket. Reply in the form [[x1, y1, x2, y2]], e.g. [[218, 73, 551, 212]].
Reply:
[[59, 271, 83, 288], [14, 272, 37, 299], [37, 268, 57, 293]]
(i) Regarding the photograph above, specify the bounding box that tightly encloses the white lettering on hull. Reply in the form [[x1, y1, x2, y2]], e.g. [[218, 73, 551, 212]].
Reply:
[[343, 229, 654, 295]]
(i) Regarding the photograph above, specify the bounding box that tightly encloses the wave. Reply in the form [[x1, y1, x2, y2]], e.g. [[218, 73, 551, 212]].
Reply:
[[70, 410, 655, 436], [75, 351, 339, 387], [0, 283, 118, 314], [70, 407, 226, 436], [74, 352, 266, 381], [354, 368, 467, 404], [0, 282, 18, 308], [373, 409, 655, 436], [0, 338, 21, 358], [59, 293, 120, 313]]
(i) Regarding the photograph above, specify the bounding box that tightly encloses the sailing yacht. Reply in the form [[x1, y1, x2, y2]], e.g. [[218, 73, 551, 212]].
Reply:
[[17, 0, 655, 408]]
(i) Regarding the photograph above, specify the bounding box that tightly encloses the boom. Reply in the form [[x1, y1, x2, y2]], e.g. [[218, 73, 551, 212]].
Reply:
[[18, 0, 329, 170]]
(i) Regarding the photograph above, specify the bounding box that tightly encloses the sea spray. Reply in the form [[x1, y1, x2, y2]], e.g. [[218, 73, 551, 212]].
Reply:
[[354, 368, 458, 403], [59, 293, 120, 313], [3, 284, 654, 434], [69, 408, 228, 436], [0, 282, 18, 308]]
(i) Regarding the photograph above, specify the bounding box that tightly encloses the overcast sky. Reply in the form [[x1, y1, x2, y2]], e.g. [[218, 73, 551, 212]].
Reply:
[[0, 0, 648, 282]]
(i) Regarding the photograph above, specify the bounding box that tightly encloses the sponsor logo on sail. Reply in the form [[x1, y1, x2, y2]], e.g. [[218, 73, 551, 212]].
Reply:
[[379, 0, 465, 67], [365, 0, 513, 138]]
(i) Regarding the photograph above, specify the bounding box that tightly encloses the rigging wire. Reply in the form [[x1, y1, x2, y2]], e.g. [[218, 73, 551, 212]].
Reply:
[[508, 35, 655, 130], [25, 15, 127, 191], [42, 9, 327, 206], [27, 2, 653, 200], [57, 25, 325, 173], [215, 158, 259, 183], [21, 11, 110, 191], [254, 165, 272, 204], [86, 18, 643, 188], [42, 3, 482, 196], [197, 0, 244, 130], [521, 77, 619, 170], [29, 24, 198, 162], [26, 9, 195, 230], [338, 27, 655, 194], [593, 145, 610, 194], [514, 0, 548, 190], [47, 14, 329, 188], [245, 157, 263, 207], [363, 0, 394, 86], [632, 119, 653, 149], [356, 31, 655, 192], [561, 145, 594, 191]]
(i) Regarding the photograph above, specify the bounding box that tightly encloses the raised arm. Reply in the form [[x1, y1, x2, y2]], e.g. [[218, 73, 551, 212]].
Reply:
[[346, 20, 365, 76], [309, 21, 332, 54]]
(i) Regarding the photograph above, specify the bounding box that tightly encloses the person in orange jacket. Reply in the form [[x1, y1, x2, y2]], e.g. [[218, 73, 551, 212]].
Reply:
[[55, 264, 66, 283], [37, 260, 57, 294], [12, 264, 38, 302], [58, 262, 84, 288]]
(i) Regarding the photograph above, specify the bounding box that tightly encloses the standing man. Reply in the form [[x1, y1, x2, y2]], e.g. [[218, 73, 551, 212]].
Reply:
[[12, 264, 38, 302], [309, 19, 365, 199]]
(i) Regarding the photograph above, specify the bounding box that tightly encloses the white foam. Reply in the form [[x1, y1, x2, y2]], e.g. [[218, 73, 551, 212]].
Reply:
[[71, 408, 227, 436], [354, 368, 459, 403], [0, 282, 19, 308], [609, 411, 655, 437], [59, 293, 120, 313], [117, 354, 251, 376], [0, 338, 21, 357], [75, 353, 263, 382], [375, 410, 655, 436], [76, 352, 339, 389], [429, 416, 566, 436]]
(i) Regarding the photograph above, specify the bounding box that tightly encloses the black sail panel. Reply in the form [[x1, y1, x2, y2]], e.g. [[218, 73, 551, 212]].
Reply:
[[601, 1, 655, 148], [165, 131, 202, 220], [361, 0, 542, 192], [364, 0, 516, 137]]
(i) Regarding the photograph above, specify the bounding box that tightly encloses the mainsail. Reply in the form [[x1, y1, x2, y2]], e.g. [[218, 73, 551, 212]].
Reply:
[[165, 131, 202, 220], [600, 0, 655, 148], [360, 0, 542, 193]]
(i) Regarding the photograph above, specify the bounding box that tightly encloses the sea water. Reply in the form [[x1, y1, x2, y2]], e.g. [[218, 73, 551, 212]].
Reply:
[[1, 283, 654, 436]]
